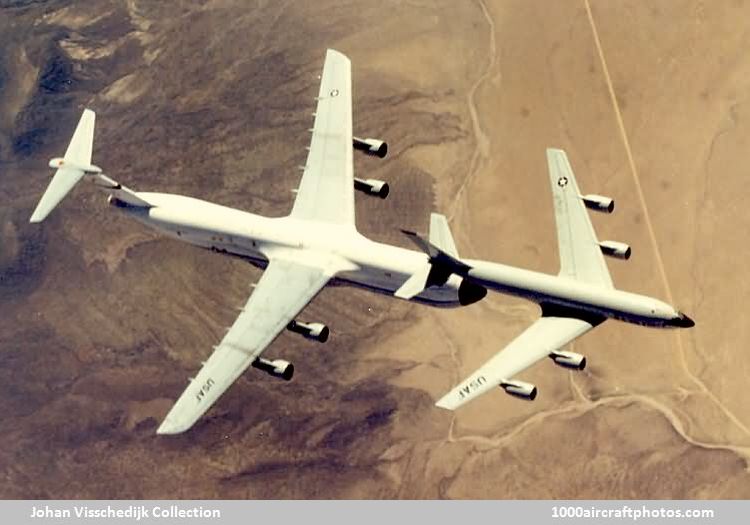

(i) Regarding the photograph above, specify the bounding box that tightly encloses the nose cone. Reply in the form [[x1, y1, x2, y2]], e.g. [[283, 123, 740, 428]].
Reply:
[[674, 311, 695, 328]]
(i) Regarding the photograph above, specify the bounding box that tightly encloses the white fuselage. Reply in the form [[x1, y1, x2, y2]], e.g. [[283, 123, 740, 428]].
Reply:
[[116, 193, 467, 307], [111, 192, 688, 327], [464, 260, 683, 327]]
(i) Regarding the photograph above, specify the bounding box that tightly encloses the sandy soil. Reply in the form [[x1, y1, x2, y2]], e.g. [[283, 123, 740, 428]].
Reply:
[[1, 0, 749, 499]]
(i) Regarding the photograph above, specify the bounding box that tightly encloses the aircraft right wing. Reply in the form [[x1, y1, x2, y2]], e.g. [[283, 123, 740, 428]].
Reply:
[[547, 148, 613, 288], [157, 257, 333, 435], [435, 315, 601, 410]]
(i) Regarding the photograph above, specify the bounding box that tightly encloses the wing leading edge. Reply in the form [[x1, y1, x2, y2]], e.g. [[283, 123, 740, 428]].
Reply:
[[290, 49, 355, 226], [157, 259, 331, 434], [435, 316, 599, 410]]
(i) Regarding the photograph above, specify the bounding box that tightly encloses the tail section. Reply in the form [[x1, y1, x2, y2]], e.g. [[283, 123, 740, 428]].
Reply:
[[30, 109, 98, 223], [63, 108, 95, 166], [394, 213, 471, 300], [30, 109, 150, 223], [428, 213, 459, 258]]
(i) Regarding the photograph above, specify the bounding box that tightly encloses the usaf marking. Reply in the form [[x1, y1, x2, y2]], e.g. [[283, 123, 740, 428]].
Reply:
[[195, 377, 215, 403], [458, 375, 487, 399]]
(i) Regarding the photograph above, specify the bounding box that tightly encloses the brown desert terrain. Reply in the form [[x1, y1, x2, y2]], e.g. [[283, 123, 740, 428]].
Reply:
[[1, 0, 750, 498]]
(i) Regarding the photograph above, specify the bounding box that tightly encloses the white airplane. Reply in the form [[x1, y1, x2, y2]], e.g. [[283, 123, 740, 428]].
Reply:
[[30, 49, 693, 433], [29, 49, 488, 434], [431, 148, 694, 410]]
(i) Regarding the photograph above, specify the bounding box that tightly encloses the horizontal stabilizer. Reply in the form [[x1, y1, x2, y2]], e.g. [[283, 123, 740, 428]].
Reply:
[[30, 168, 85, 223], [394, 263, 432, 300], [30, 109, 96, 223]]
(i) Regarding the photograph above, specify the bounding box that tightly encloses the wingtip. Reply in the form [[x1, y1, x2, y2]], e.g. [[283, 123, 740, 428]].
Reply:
[[435, 396, 457, 411], [29, 207, 48, 223], [325, 48, 350, 62], [156, 418, 189, 435]]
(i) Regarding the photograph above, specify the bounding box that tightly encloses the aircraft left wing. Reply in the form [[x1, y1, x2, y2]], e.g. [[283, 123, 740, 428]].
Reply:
[[547, 148, 614, 288], [435, 315, 600, 410], [290, 49, 355, 226], [157, 258, 331, 434]]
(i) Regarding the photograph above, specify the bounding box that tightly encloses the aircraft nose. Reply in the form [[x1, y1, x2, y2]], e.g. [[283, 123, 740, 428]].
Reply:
[[674, 311, 695, 328]]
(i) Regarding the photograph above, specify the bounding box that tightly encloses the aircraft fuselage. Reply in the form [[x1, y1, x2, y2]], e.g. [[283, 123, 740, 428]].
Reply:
[[112, 191, 691, 329], [114, 192, 469, 308]]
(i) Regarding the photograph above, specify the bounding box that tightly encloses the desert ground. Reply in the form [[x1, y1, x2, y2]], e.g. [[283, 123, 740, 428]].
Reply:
[[1, 0, 750, 498]]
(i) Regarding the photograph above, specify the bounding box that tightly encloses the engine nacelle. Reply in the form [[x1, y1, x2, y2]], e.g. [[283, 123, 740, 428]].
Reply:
[[501, 380, 538, 400], [353, 136, 388, 158], [550, 350, 587, 370], [354, 177, 389, 199], [599, 240, 631, 260], [581, 194, 614, 213], [457, 277, 487, 306], [287, 320, 330, 343], [252, 357, 294, 380]]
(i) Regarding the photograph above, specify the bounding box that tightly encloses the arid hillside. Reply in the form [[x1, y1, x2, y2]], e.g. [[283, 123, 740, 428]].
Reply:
[[1, 0, 749, 498]]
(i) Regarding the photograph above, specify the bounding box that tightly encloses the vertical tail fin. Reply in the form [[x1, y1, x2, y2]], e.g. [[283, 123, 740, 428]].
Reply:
[[30, 109, 97, 223], [429, 213, 459, 258], [394, 213, 471, 300]]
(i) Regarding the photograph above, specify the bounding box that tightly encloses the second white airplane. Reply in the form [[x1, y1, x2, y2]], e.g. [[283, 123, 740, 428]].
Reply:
[[30, 49, 692, 434]]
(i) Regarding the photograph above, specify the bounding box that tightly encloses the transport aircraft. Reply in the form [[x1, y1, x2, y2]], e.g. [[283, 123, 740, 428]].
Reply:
[[30, 49, 692, 433]]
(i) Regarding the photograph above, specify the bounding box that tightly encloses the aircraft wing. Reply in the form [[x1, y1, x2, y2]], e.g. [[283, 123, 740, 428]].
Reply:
[[290, 49, 355, 226], [547, 148, 613, 288], [435, 315, 599, 410], [157, 258, 331, 434]]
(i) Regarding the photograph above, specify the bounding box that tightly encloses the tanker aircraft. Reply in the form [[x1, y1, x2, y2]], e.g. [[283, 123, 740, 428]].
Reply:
[[427, 149, 694, 409]]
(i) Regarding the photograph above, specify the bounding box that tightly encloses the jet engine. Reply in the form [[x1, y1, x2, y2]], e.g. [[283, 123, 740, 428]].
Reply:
[[353, 136, 388, 158], [457, 277, 487, 306], [252, 357, 294, 380], [501, 380, 537, 400], [287, 320, 330, 343], [550, 350, 587, 370], [354, 177, 390, 199], [581, 194, 614, 213], [598, 240, 631, 260]]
